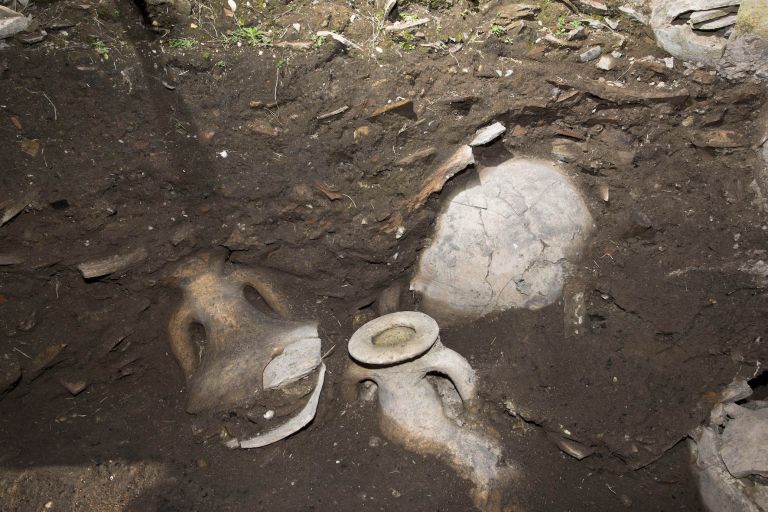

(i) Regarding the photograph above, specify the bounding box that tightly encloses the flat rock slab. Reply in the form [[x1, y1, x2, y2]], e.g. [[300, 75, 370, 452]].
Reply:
[[720, 407, 768, 478], [411, 158, 593, 323]]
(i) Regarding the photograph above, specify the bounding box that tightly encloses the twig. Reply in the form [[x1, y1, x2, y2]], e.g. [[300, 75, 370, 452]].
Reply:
[[13, 347, 31, 359], [25, 89, 58, 120], [342, 194, 357, 208], [321, 344, 336, 360]]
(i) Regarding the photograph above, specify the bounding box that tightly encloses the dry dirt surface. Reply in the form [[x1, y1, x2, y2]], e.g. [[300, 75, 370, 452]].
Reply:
[[1, 0, 767, 510]]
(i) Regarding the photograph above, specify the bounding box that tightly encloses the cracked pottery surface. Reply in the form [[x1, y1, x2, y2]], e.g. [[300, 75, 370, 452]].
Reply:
[[411, 158, 593, 324], [345, 312, 514, 511], [167, 251, 322, 414]]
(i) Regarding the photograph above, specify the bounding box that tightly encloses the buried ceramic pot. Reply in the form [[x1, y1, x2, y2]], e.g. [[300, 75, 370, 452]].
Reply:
[[344, 311, 514, 511], [167, 250, 322, 414], [410, 157, 593, 324]]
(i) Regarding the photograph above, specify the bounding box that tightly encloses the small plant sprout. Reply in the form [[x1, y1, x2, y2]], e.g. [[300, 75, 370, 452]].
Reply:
[[231, 26, 272, 47], [311, 34, 326, 49], [168, 38, 197, 48], [491, 24, 506, 37], [399, 12, 418, 21], [93, 40, 110, 60]]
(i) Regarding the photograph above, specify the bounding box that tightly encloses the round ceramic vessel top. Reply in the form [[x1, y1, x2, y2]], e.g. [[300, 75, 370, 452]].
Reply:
[[348, 311, 439, 365]]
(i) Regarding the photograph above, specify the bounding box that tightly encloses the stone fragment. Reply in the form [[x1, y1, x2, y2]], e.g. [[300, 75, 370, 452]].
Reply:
[[262, 338, 321, 390], [720, 406, 768, 478], [694, 14, 737, 30], [497, 3, 540, 21], [575, 0, 608, 14], [0, 6, 31, 39], [59, 376, 87, 396], [720, 377, 753, 403], [411, 158, 593, 323], [580, 46, 603, 62], [384, 18, 429, 32], [596, 55, 616, 70], [566, 26, 587, 40], [688, 8, 735, 25], [469, 122, 506, 146], [550, 77, 689, 105]]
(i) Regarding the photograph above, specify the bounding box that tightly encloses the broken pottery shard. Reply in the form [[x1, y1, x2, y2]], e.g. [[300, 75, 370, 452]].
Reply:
[[547, 432, 594, 460], [720, 406, 768, 478], [0, 6, 31, 39], [411, 158, 593, 324], [262, 337, 321, 390], [229, 363, 326, 449], [690, 129, 745, 148], [27, 343, 67, 381], [469, 122, 506, 147], [384, 18, 429, 32], [77, 247, 148, 278], [369, 99, 414, 119], [406, 145, 475, 211], [0, 357, 21, 398]]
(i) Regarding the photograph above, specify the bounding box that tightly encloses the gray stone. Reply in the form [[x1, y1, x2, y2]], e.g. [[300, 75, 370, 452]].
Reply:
[[651, 0, 768, 80], [0, 6, 30, 39], [580, 46, 602, 62], [410, 158, 593, 324], [720, 406, 768, 478]]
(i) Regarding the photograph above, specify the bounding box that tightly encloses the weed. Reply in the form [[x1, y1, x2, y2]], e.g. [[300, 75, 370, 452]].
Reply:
[[491, 24, 506, 37], [93, 40, 110, 60], [311, 34, 326, 49], [230, 26, 272, 47], [276, 58, 287, 69], [396, 31, 416, 50], [202, 51, 211, 60], [168, 38, 198, 48], [216, 60, 226, 68], [399, 12, 418, 21]]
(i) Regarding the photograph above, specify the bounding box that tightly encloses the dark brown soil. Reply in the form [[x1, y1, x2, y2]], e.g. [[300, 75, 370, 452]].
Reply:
[[1, 0, 767, 510]]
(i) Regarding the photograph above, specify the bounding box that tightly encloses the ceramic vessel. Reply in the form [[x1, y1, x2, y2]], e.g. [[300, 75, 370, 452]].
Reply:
[[345, 311, 512, 510]]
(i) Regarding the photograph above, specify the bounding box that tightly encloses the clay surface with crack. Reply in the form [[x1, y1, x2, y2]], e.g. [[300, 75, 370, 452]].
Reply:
[[411, 158, 593, 323]]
